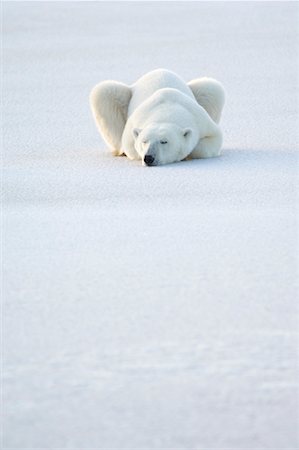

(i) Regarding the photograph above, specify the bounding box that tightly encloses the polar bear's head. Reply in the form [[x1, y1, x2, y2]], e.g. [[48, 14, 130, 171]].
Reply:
[[132, 123, 195, 166]]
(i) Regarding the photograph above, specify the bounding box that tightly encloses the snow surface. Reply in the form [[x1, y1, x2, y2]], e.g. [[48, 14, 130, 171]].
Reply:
[[2, 1, 299, 448]]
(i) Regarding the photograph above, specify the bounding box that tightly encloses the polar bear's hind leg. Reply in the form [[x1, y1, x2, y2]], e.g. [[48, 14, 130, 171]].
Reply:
[[90, 81, 132, 155], [188, 77, 225, 124]]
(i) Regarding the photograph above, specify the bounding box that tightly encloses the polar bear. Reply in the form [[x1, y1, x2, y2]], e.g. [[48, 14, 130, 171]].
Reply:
[[90, 69, 225, 166]]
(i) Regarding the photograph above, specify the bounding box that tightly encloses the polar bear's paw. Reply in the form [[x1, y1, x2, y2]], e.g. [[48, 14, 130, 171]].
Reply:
[[190, 134, 223, 159]]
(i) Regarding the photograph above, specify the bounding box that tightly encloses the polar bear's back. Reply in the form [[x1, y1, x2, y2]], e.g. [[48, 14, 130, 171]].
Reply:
[[128, 69, 194, 116]]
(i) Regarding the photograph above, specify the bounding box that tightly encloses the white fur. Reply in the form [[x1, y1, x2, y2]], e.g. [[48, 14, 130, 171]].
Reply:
[[90, 81, 131, 156], [90, 69, 225, 165]]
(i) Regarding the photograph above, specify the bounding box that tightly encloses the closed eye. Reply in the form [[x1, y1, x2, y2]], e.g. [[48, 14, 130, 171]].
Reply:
[[160, 140, 168, 144]]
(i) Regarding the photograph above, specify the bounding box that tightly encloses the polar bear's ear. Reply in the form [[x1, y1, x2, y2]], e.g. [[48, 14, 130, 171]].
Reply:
[[132, 128, 141, 139], [183, 128, 192, 138]]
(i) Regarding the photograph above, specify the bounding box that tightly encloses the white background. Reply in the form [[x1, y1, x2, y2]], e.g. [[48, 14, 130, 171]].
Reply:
[[3, 1, 299, 448]]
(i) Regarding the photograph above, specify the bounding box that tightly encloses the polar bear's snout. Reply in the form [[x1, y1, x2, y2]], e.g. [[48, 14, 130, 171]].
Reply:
[[144, 154, 155, 166]]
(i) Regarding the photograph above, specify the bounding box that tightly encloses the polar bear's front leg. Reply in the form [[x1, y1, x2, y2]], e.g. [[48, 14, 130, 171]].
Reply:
[[190, 128, 223, 159], [90, 81, 132, 155]]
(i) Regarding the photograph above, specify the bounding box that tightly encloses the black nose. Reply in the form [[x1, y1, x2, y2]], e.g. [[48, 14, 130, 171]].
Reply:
[[144, 155, 155, 166]]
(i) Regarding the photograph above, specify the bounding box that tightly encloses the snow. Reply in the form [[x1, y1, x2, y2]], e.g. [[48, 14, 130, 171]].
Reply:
[[2, 1, 299, 448]]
